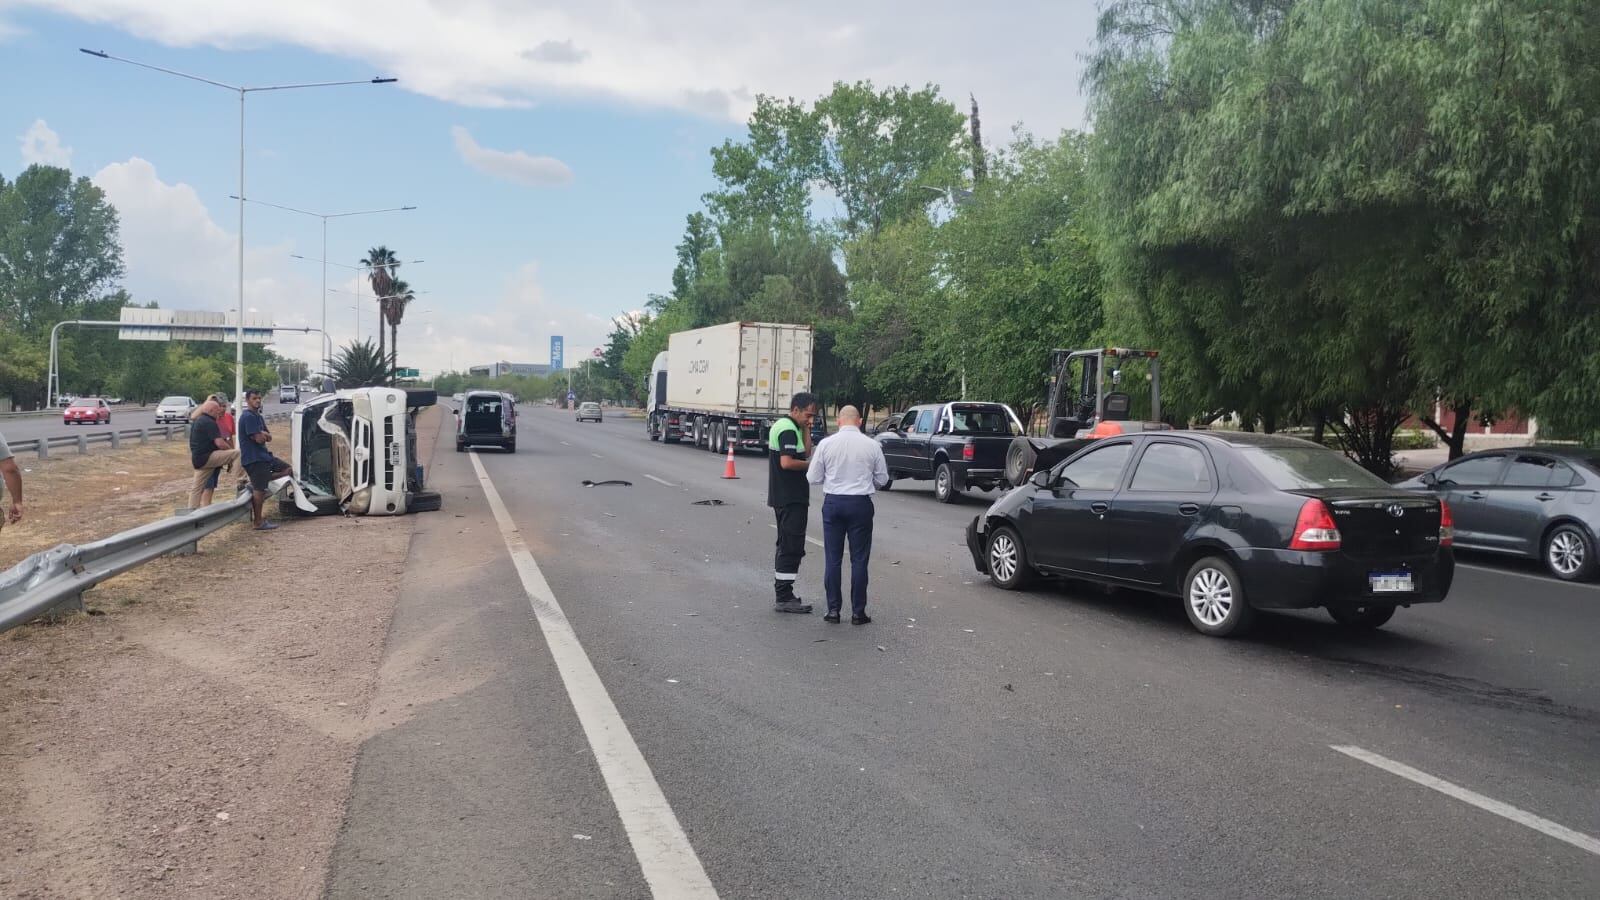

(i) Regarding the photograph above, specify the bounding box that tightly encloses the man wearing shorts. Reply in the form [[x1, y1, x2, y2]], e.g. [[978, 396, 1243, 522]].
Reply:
[[238, 389, 291, 531]]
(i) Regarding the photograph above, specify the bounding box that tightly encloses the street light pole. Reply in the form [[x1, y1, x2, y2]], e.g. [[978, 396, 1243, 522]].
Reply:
[[80, 48, 397, 433]]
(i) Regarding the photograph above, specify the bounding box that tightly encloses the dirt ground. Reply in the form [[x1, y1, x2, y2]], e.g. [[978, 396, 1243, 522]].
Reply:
[[0, 408, 444, 898]]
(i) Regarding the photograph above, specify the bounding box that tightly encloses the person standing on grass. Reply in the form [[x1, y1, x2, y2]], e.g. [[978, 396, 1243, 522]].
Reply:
[[194, 392, 237, 498], [238, 389, 292, 531], [805, 405, 889, 624], [768, 391, 819, 614], [0, 428, 23, 530], [188, 398, 239, 509]]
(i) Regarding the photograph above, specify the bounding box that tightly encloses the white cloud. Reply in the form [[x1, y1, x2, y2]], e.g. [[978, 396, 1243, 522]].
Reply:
[[451, 125, 574, 187], [24, 1, 1099, 133], [19, 119, 72, 167], [0, 18, 25, 42]]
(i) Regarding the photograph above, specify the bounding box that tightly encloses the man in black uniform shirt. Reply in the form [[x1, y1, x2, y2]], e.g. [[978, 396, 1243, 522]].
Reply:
[[768, 392, 819, 613]]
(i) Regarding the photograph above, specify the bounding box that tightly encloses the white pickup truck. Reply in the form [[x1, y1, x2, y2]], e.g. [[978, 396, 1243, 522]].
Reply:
[[288, 387, 442, 516]]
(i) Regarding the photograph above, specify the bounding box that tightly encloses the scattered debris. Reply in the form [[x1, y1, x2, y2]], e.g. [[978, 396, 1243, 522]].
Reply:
[[963, 629, 975, 633], [813, 638, 827, 643], [667, 679, 679, 684], [215, 812, 231, 821], [573, 834, 593, 841], [1002, 683, 1014, 692], [876, 645, 886, 652], [581, 479, 633, 487], [692, 499, 728, 506]]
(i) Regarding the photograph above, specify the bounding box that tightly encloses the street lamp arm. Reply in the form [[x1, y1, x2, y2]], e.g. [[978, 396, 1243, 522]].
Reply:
[[245, 77, 398, 92], [80, 48, 240, 90], [326, 205, 417, 218], [232, 195, 323, 217]]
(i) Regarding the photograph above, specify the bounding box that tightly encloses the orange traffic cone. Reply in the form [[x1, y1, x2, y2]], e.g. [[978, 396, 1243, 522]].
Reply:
[[721, 441, 739, 479]]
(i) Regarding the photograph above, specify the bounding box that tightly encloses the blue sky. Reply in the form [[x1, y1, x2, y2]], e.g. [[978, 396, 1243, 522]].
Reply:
[[0, 1, 1097, 374]]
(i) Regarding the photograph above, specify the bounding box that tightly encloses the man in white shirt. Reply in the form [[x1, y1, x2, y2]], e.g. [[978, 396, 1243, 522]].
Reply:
[[806, 405, 890, 624]]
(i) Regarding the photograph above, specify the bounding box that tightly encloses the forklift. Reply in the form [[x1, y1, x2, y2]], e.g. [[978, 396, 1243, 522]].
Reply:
[[1002, 347, 1171, 487]]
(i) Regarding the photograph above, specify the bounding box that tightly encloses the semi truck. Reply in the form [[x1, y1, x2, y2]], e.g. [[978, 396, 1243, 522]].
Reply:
[[646, 321, 814, 455]]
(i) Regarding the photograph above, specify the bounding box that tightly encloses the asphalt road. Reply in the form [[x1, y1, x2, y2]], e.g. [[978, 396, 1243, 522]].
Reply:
[[329, 406, 1599, 899], [0, 400, 296, 444]]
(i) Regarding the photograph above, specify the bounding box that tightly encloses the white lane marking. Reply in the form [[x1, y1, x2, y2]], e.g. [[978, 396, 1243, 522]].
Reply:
[[1330, 745, 1600, 857], [469, 452, 719, 897], [1457, 562, 1598, 589], [765, 522, 825, 548], [591, 452, 605, 459], [643, 474, 676, 487]]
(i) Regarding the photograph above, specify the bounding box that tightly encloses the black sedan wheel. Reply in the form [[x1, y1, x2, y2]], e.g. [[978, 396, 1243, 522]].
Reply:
[[1328, 604, 1397, 629], [1543, 524, 1596, 582], [1182, 556, 1255, 637], [986, 525, 1033, 590]]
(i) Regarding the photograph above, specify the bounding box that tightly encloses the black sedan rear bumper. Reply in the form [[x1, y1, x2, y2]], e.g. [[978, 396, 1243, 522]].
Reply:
[[1233, 547, 1454, 609], [965, 516, 989, 574]]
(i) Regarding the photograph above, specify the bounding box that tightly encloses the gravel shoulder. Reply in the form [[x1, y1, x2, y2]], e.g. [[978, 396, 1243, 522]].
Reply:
[[0, 407, 444, 899]]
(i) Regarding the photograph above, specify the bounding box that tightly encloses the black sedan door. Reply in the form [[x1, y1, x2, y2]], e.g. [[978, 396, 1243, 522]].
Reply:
[[1102, 440, 1219, 586], [1023, 440, 1135, 576]]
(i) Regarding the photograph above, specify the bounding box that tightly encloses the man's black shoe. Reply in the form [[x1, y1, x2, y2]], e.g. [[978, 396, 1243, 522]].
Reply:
[[776, 600, 813, 614], [851, 614, 872, 625], [823, 613, 841, 624]]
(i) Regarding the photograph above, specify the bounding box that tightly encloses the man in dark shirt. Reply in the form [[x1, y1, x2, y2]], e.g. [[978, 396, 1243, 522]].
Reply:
[[767, 392, 819, 613], [188, 398, 239, 509], [238, 389, 292, 530]]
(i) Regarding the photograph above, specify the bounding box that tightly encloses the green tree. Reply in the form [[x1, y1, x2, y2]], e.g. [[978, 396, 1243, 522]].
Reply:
[[330, 339, 389, 388], [0, 165, 124, 337]]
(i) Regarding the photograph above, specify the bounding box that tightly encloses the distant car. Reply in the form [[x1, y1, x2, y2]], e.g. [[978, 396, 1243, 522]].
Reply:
[[279, 384, 300, 403], [56, 395, 76, 408], [576, 401, 603, 423], [63, 397, 112, 425], [967, 431, 1455, 636], [457, 390, 516, 452], [106, 397, 124, 406], [155, 395, 198, 424], [1396, 446, 1600, 581]]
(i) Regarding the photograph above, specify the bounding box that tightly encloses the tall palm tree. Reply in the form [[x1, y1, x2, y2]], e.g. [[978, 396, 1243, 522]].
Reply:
[[383, 278, 415, 382], [329, 338, 388, 388], [360, 246, 400, 365]]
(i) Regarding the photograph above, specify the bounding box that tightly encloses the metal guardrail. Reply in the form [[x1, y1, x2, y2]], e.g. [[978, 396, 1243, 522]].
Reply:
[[0, 403, 159, 421], [4, 411, 290, 459], [0, 482, 284, 632]]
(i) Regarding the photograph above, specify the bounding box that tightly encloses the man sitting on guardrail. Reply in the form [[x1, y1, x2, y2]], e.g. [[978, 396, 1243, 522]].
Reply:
[[0, 427, 22, 530], [188, 398, 240, 509], [239, 389, 291, 531]]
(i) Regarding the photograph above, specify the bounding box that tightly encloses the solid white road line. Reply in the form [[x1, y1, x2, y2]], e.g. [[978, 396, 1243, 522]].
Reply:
[[643, 474, 676, 487], [1330, 745, 1600, 858], [765, 522, 825, 548], [470, 452, 719, 897]]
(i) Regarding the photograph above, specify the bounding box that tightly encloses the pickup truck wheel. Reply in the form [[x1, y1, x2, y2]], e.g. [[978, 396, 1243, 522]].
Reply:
[[986, 525, 1033, 589], [1328, 604, 1396, 629], [934, 462, 960, 504], [1182, 557, 1255, 637]]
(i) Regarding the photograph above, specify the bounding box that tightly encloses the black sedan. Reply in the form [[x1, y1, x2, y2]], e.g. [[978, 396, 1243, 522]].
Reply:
[[966, 432, 1455, 636], [1395, 446, 1599, 582]]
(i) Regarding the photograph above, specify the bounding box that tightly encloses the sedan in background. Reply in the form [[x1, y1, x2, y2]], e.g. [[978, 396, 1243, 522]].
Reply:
[[967, 432, 1455, 636], [1396, 446, 1600, 581], [155, 395, 197, 424], [63, 397, 112, 425], [576, 401, 603, 423]]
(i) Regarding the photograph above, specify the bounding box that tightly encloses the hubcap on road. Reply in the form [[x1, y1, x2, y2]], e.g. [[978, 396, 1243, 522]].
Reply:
[[1189, 568, 1232, 626], [991, 534, 1017, 583], [1549, 531, 1584, 576]]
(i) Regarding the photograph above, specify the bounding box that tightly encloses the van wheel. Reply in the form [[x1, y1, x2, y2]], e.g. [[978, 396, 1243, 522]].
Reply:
[[986, 525, 1032, 590], [1328, 605, 1396, 629], [506, 440, 516, 453], [456, 442, 465, 453], [934, 462, 960, 503], [1182, 556, 1255, 637]]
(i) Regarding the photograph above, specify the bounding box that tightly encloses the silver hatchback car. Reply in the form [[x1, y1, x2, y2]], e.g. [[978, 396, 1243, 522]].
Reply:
[[1397, 446, 1600, 581], [576, 401, 603, 423]]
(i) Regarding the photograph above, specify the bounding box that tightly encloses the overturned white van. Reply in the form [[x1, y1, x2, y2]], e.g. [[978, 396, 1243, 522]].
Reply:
[[289, 387, 442, 516]]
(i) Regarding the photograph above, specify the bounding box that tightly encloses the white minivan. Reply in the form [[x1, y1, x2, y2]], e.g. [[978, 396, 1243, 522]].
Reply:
[[289, 387, 442, 516]]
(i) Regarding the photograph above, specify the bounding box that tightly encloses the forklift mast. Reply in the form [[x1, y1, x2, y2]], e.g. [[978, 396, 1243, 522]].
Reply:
[[1043, 348, 1162, 438]]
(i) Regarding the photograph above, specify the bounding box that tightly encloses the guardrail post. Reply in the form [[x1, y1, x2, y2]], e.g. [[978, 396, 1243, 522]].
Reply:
[[110, 432, 121, 449], [47, 593, 85, 621], [37, 439, 48, 459], [77, 435, 88, 455], [139, 428, 149, 444]]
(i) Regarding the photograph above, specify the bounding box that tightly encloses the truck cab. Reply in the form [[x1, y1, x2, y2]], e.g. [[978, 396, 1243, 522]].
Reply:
[[876, 402, 1025, 503], [290, 387, 441, 516]]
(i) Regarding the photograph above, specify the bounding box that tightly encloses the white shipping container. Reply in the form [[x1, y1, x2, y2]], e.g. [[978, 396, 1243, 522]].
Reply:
[[665, 322, 813, 415]]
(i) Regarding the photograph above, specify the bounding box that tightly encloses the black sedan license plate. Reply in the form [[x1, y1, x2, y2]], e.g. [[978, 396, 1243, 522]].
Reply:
[[1369, 572, 1414, 593]]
